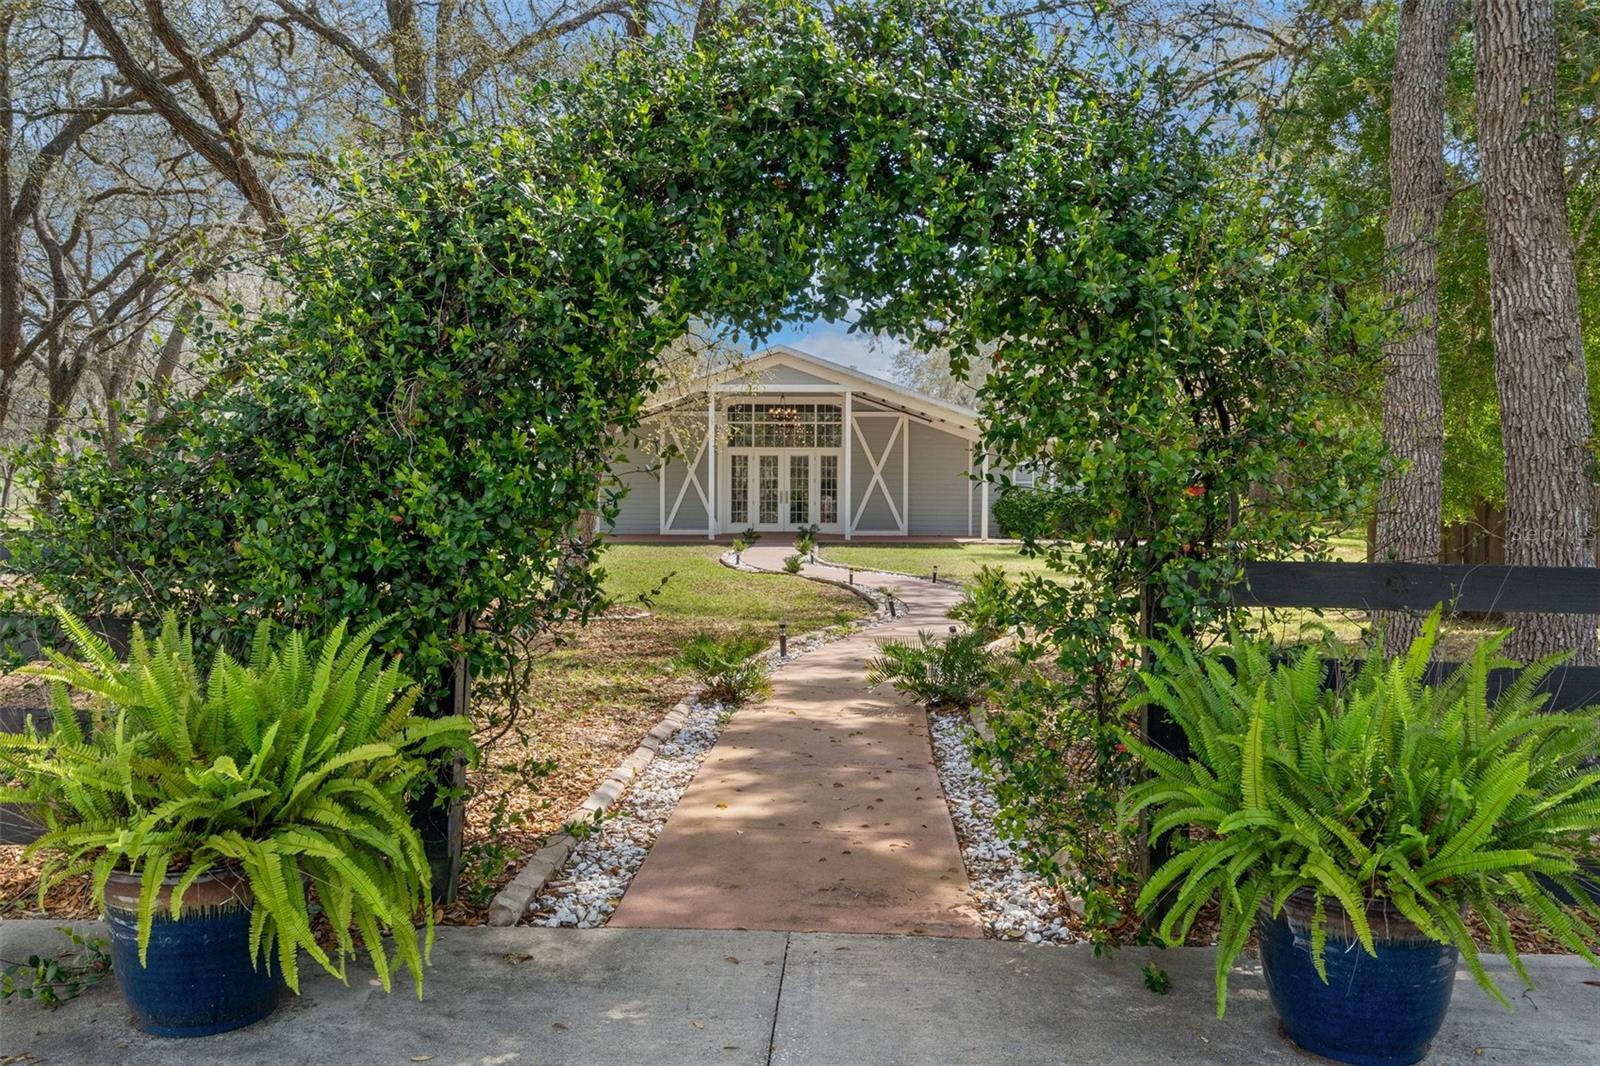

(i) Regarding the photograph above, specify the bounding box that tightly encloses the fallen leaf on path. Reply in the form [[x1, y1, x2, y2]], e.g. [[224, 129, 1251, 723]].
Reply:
[[693, 1020, 706, 1030], [725, 956, 740, 964]]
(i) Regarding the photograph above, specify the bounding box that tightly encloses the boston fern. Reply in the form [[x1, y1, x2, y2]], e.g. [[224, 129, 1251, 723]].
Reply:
[[0, 610, 474, 996], [1122, 610, 1600, 1014]]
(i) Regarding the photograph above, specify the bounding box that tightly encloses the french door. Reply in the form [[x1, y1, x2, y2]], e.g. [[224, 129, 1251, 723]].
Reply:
[[726, 449, 840, 532]]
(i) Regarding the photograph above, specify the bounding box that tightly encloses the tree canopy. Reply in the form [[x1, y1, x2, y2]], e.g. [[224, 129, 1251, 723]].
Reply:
[[8, 1, 1381, 733]]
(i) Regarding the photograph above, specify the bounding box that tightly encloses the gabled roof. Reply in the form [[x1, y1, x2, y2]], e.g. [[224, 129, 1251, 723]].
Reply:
[[649, 344, 979, 438]]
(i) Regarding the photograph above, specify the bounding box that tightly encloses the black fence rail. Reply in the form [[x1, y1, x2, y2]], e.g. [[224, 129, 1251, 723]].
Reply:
[[1229, 561, 1600, 713], [1234, 560, 1600, 616]]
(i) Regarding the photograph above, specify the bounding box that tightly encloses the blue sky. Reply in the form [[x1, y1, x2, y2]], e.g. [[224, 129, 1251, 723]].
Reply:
[[765, 316, 903, 378]]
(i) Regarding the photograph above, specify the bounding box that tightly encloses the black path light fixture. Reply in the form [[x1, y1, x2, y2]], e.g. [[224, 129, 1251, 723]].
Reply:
[[931, 565, 939, 584], [778, 620, 788, 657]]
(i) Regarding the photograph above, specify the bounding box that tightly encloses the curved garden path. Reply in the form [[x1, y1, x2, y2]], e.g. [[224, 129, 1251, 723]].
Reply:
[[608, 543, 982, 937]]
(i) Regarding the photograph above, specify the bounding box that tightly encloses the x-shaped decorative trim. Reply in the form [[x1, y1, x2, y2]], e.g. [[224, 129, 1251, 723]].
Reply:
[[665, 425, 712, 531], [851, 417, 905, 533]]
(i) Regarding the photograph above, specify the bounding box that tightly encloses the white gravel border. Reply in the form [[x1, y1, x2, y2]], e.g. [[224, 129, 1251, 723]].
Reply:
[[928, 709, 1084, 944], [528, 695, 729, 927]]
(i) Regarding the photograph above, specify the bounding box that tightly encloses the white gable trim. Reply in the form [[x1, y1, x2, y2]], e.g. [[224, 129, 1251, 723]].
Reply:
[[649, 345, 980, 440]]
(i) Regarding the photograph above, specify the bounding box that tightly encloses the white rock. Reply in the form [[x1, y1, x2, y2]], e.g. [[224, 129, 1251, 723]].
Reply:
[[927, 711, 1084, 947]]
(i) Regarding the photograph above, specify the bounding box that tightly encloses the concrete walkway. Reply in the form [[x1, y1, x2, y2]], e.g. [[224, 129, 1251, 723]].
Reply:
[[608, 544, 979, 937], [3, 920, 1594, 1064]]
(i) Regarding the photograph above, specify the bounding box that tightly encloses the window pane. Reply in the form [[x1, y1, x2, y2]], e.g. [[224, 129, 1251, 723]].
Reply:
[[789, 455, 809, 525], [819, 454, 837, 524], [759, 455, 779, 524], [730, 455, 748, 524]]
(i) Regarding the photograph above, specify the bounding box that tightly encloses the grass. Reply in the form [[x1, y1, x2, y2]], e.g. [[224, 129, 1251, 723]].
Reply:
[[600, 543, 866, 633], [819, 542, 1061, 584]]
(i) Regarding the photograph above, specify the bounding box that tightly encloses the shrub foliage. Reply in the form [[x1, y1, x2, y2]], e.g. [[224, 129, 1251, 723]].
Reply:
[[866, 629, 999, 709], [675, 632, 772, 706]]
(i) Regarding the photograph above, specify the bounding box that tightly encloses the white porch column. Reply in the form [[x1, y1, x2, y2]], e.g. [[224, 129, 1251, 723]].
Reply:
[[842, 391, 853, 540], [706, 391, 716, 540], [980, 453, 990, 540]]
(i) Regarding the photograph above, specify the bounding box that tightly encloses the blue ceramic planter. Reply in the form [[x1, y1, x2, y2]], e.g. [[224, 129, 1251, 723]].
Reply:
[[103, 867, 282, 1037], [1258, 892, 1457, 1066]]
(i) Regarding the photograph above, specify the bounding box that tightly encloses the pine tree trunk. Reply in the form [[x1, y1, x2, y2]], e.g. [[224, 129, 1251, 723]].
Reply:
[[1475, 0, 1599, 664], [1373, 0, 1460, 653]]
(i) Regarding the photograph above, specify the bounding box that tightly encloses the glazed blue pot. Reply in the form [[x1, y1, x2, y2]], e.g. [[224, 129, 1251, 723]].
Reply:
[[103, 866, 282, 1037], [1258, 891, 1458, 1066]]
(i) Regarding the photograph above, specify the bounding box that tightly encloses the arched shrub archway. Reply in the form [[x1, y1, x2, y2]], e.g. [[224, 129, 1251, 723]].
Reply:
[[13, 0, 1379, 766]]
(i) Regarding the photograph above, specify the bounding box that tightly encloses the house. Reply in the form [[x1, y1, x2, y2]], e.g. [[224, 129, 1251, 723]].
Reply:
[[607, 346, 1003, 539]]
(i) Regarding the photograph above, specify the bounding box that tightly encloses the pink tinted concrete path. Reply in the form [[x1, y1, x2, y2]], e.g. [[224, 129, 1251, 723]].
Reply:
[[608, 543, 983, 937]]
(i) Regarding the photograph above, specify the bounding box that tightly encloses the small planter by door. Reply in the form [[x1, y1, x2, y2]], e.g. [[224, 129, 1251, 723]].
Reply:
[[1258, 891, 1457, 1066], [102, 866, 282, 1037]]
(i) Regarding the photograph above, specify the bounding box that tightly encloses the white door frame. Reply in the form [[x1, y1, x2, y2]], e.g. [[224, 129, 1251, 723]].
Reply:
[[721, 446, 844, 534]]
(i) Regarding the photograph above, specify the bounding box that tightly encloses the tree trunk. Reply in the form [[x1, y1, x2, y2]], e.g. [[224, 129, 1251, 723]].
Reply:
[[385, 0, 429, 132], [1475, 0, 1599, 664], [1373, 0, 1460, 653]]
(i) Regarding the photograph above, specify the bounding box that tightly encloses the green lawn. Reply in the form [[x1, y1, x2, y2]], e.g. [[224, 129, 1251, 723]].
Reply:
[[599, 543, 868, 634], [817, 542, 1061, 584]]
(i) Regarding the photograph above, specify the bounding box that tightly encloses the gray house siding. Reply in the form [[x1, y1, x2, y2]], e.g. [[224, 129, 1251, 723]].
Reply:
[[608, 444, 660, 534], [750, 364, 836, 386], [907, 423, 972, 536], [661, 439, 710, 533]]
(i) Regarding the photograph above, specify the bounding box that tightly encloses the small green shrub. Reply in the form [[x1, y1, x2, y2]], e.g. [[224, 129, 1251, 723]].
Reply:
[[782, 553, 805, 574], [992, 485, 1084, 540], [675, 631, 771, 705], [565, 806, 617, 841], [794, 525, 819, 557], [731, 537, 750, 560], [0, 610, 475, 996], [1122, 609, 1600, 1015], [949, 565, 1015, 639], [865, 629, 999, 708]]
